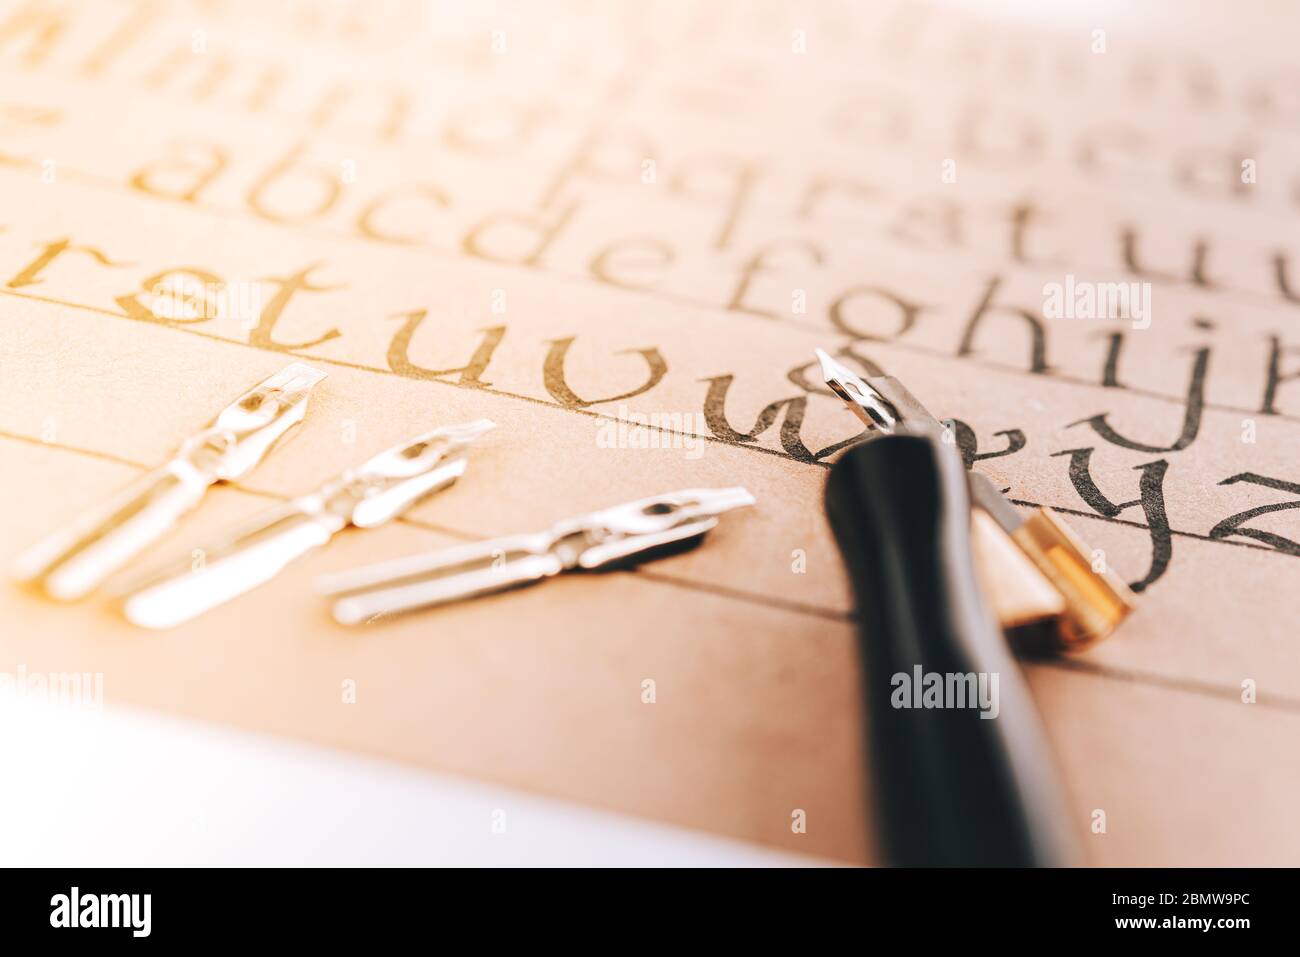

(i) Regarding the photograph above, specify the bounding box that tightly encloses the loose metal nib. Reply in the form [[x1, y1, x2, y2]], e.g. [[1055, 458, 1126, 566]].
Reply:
[[316, 486, 756, 625], [118, 419, 495, 629], [11, 363, 327, 601], [815, 347, 1135, 653]]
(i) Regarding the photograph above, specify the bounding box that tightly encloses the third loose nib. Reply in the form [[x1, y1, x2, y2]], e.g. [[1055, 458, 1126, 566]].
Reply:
[[316, 487, 756, 625]]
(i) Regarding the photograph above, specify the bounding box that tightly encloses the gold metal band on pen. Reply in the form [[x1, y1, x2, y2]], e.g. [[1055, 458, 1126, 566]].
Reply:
[[1010, 508, 1136, 653]]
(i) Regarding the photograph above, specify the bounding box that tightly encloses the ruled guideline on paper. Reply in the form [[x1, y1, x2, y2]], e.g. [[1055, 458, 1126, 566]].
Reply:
[[0, 1, 1296, 863]]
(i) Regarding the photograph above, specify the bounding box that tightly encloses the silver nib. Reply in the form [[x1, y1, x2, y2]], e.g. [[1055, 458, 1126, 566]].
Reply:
[[815, 348, 900, 433], [11, 363, 326, 600], [118, 419, 495, 629], [316, 486, 756, 625]]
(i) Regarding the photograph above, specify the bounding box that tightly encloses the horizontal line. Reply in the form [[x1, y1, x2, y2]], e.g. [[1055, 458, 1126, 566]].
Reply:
[[0, 428, 142, 470], [1007, 499, 1286, 557], [632, 569, 853, 623], [1041, 657, 1300, 715], [0, 286, 805, 466], [371, 515, 852, 621], [9, 160, 1300, 431]]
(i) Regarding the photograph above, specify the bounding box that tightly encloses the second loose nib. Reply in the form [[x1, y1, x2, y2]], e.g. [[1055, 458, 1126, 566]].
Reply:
[[118, 419, 495, 629]]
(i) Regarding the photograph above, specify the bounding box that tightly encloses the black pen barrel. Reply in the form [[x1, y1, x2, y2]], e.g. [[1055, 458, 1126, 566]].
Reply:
[[825, 432, 1078, 867]]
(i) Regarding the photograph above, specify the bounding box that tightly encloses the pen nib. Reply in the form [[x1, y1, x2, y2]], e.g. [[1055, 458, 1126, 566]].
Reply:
[[814, 347, 841, 382], [815, 347, 899, 432]]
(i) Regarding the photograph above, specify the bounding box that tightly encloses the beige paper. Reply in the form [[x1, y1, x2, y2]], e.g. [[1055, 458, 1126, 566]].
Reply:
[[0, 0, 1296, 864]]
